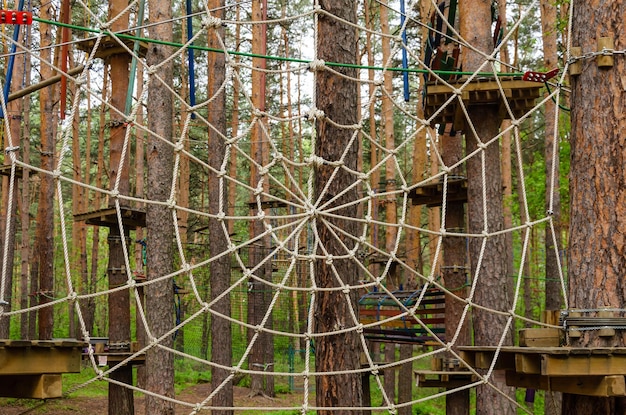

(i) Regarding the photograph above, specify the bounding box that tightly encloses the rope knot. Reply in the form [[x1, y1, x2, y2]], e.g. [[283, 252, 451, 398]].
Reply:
[[306, 108, 324, 121], [202, 15, 223, 29], [308, 59, 325, 71], [307, 155, 325, 166], [5, 146, 19, 154]]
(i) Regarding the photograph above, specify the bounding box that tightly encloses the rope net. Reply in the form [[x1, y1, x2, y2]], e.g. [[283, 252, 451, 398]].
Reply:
[[0, 0, 574, 413]]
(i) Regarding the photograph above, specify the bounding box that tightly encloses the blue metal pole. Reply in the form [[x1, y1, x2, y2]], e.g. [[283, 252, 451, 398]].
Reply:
[[400, 0, 409, 102]]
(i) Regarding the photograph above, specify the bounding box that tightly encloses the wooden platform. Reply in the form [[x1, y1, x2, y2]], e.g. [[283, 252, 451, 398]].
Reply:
[[74, 207, 146, 228], [408, 176, 467, 207], [0, 339, 85, 398], [459, 346, 626, 397], [423, 77, 543, 128], [0, 164, 36, 179], [76, 36, 148, 60], [247, 200, 288, 210], [414, 369, 478, 388]]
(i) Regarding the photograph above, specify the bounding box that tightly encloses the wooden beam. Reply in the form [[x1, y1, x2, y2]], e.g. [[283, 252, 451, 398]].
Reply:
[[518, 328, 563, 347], [505, 372, 626, 397], [0, 340, 84, 375], [542, 354, 626, 376], [7, 66, 85, 102], [0, 374, 62, 398]]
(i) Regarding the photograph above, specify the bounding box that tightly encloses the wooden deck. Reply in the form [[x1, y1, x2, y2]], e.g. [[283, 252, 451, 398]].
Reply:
[[0, 339, 86, 398], [459, 346, 626, 397], [74, 206, 146, 228], [408, 176, 467, 207], [423, 77, 543, 128]]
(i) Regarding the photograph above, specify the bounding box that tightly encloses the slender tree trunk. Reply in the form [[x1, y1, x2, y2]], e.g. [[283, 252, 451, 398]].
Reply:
[[106, 0, 133, 411], [442, 129, 470, 415], [206, 0, 233, 412], [247, 0, 274, 397], [36, 11, 56, 341], [459, 1, 515, 413], [314, 2, 362, 413], [379, 0, 399, 404], [540, 3, 563, 413], [144, 1, 175, 414], [0, 19, 27, 338], [19, 34, 32, 339], [563, 0, 626, 413]]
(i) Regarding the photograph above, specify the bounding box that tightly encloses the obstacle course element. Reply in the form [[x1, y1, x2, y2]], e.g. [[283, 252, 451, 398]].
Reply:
[[408, 175, 467, 207], [359, 288, 445, 345], [0, 339, 85, 398], [423, 76, 545, 128], [74, 207, 146, 229], [0, 10, 32, 25]]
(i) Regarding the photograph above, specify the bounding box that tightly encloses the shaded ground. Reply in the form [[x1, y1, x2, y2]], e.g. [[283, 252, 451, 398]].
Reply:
[[0, 385, 308, 414]]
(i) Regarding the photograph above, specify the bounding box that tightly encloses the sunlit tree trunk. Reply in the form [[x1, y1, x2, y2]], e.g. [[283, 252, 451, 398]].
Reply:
[[35, 6, 57, 341], [145, 0, 175, 413], [207, 1, 233, 412], [314, 1, 362, 413], [459, 0, 515, 413], [563, 0, 626, 413]]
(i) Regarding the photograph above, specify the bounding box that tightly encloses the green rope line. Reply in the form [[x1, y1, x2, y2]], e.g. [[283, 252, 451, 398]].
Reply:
[[544, 82, 571, 112], [34, 16, 529, 78]]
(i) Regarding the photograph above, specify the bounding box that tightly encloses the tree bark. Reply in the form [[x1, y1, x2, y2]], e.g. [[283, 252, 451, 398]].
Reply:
[[247, 0, 274, 398], [314, 1, 362, 413], [106, 0, 133, 411], [35, 9, 56, 341], [563, 0, 626, 413], [459, 1, 515, 413], [206, 1, 233, 413], [442, 129, 470, 415], [145, 1, 175, 413]]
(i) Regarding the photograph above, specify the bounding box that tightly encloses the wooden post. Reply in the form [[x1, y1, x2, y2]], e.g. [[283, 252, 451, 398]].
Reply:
[[106, 0, 132, 412]]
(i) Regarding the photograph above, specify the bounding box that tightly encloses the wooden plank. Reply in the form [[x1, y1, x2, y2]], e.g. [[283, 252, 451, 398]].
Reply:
[[519, 328, 563, 347], [550, 375, 625, 397], [542, 354, 626, 376], [0, 342, 83, 375], [505, 372, 626, 397], [0, 374, 62, 398], [505, 371, 550, 390], [515, 353, 542, 374], [73, 207, 146, 228], [414, 370, 478, 388]]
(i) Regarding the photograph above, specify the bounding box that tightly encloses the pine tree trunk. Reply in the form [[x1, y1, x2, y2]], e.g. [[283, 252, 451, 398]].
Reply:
[[19, 37, 32, 339], [36, 14, 56, 341], [248, 0, 274, 397], [442, 130, 470, 415], [0, 20, 26, 338], [314, 1, 362, 413], [459, 1, 515, 413], [563, 0, 626, 413], [145, 1, 175, 413], [207, 1, 233, 412], [106, 0, 133, 412]]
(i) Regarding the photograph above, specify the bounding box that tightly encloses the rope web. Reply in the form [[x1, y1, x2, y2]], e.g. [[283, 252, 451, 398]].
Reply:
[[0, 0, 589, 413]]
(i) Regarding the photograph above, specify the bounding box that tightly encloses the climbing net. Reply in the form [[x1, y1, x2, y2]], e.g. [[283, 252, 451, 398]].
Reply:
[[0, 0, 574, 413]]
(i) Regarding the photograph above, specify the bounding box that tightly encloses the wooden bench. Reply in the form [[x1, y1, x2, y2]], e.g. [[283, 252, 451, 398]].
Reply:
[[358, 288, 446, 345]]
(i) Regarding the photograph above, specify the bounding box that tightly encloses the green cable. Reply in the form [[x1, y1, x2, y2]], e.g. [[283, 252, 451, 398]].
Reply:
[[544, 82, 571, 112], [34, 16, 528, 78]]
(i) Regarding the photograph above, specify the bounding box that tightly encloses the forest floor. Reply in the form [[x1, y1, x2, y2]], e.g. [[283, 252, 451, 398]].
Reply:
[[0, 384, 309, 415]]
